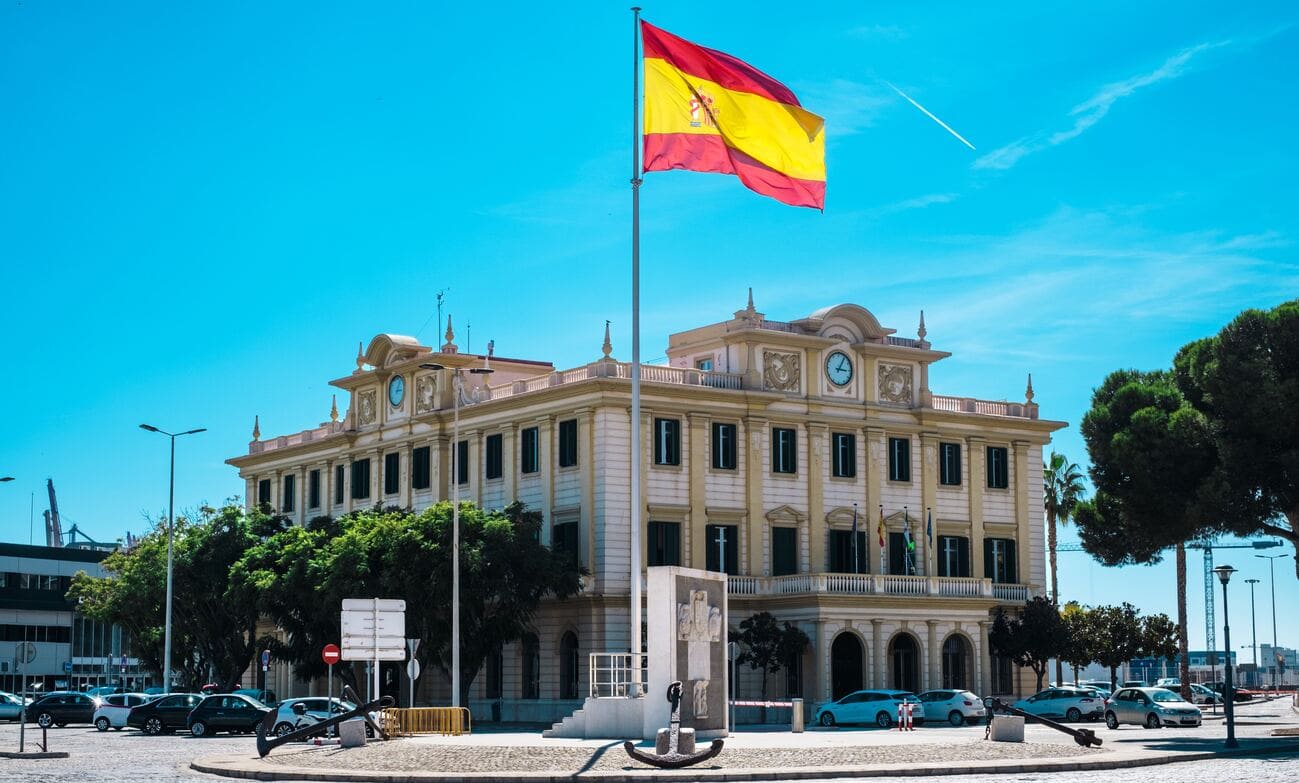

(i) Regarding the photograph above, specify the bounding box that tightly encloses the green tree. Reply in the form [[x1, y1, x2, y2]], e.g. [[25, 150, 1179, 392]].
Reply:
[[69, 527, 169, 682], [1088, 603, 1146, 692], [731, 612, 810, 721], [989, 596, 1063, 692], [1057, 602, 1094, 686], [1043, 450, 1085, 685], [1173, 300, 1299, 578]]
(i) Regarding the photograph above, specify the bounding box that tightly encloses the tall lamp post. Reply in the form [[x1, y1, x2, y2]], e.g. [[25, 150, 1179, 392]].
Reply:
[[1213, 564, 1238, 749], [139, 424, 206, 694], [1244, 578, 1260, 688], [420, 357, 492, 708], [1256, 553, 1285, 690]]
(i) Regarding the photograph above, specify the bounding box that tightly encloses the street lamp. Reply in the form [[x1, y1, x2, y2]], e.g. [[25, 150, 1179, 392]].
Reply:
[[1244, 578, 1260, 686], [139, 424, 206, 694], [1213, 564, 1238, 749], [420, 357, 493, 708], [1256, 553, 1286, 690]]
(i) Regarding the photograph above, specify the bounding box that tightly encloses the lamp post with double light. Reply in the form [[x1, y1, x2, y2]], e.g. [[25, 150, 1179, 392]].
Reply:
[[139, 424, 205, 694], [1245, 578, 1260, 687], [1256, 553, 1285, 690], [420, 357, 492, 708], [1213, 564, 1238, 749]]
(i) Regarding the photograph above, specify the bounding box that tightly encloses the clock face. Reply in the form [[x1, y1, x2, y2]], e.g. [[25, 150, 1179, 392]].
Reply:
[[825, 350, 853, 386], [388, 375, 405, 407]]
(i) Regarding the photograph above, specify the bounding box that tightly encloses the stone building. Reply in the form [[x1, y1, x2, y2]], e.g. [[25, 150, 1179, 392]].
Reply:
[[227, 295, 1065, 722]]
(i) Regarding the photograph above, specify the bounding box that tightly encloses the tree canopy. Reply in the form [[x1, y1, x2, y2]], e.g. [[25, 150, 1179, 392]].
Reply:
[[990, 596, 1063, 692]]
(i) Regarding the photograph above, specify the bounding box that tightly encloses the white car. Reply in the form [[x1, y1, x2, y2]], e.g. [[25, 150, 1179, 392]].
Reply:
[[917, 689, 987, 726], [270, 697, 378, 738], [1013, 686, 1106, 722], [1188, 683, 1222, 705], [814, 689, 926, 728], [1154, 677, 1181, 689], [92, 692, 154, 731]]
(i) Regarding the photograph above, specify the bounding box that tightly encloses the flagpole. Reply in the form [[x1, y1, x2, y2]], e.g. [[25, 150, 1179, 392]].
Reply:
[[629, 4, 644, 699], [852, 503, 859, 575]]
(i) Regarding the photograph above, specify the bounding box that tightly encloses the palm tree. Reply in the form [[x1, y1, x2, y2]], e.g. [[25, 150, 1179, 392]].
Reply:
[[1044, 451, 1085, 684]]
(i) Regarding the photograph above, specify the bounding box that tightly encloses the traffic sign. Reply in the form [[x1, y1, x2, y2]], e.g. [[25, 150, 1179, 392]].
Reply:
[[406, 658, 421, 681], [322, 644, 341, 665], [63, 661, 73, 674], [340, 598, 407, 661], [261, 649, 270, 672], [341, 611, 406, 636], [342, 598, 406, 612]]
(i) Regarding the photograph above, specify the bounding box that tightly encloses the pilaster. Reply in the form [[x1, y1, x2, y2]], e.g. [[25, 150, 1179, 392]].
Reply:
[[1013, 439, 1032, 587], [579, 409, 595, 574], [864, 427, 885, 573], [979, 620, 992, 697], [968, 436, 986, 578], [687, 413, 709, 570], [920, 432, 940, 576], [871, 619, 885, 688], [807, 423, 828, 573], [538, 416, 554, 546], [926, 619, 939, 692], [743, 415, 768, 576]]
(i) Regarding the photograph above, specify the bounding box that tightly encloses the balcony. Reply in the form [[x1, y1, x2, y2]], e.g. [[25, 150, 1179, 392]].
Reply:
[[726, 573, 1030, 602]]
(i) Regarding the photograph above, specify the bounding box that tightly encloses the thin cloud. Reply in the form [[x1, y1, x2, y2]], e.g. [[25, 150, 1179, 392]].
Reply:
[[866, 192, 959, 217], [974, 41, 1231, 171], [797, 78, 892, 136], [846, 24, 906, 41]]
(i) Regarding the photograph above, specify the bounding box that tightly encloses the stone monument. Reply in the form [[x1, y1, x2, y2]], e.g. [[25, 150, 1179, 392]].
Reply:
[[644, 565, 728, 740]]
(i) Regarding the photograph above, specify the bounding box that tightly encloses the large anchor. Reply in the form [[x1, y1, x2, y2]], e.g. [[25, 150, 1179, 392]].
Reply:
[[985, 697, 1103, 748], [256, 685, 394, 757], [623, 681, 725, 769]]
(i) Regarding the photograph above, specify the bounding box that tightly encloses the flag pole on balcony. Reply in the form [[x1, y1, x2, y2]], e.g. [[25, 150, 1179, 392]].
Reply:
[[628, 5, 644, 698]]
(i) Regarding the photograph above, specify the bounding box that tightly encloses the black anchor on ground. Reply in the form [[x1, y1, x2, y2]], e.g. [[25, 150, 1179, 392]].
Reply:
[[624, 681, 725, 769], [985, 697, 1103, 748], [256, 685, 394, 757]]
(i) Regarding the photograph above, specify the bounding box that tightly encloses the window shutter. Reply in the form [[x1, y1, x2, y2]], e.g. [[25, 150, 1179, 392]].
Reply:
[[984, 538, 995, 580], [959, 537, 971, 578], [1006, 541, 1018, 583]]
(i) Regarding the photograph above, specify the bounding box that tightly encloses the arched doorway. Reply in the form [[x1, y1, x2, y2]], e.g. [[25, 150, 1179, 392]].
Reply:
[[830, 633, 863, 699], [941, 635, 972, 690], [559, 631, 579, 699], [889, 633, 920, 693]]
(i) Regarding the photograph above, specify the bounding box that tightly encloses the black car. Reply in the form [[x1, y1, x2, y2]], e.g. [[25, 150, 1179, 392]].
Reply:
[[186, 693, 271, 737], [126, 693, 203, 735], [27, 691, 96, 728]]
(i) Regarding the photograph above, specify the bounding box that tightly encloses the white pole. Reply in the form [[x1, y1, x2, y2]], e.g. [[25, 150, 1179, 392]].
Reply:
[[452, 370, 461, 707], [629, 3, 643, 700], [372, 597, 380, 706], [328, 662, 334, 737]]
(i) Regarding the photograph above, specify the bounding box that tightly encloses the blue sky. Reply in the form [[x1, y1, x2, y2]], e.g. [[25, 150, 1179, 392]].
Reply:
[[1, 1, 1295, 656]]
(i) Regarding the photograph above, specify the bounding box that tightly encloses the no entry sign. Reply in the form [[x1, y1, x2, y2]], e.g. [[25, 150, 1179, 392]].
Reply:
[[322, 643, 341, 666]]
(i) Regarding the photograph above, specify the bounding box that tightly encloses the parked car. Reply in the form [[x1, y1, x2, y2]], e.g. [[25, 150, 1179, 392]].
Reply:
[[1012, 686, 1105, 722], [232, 688, 277, 706], [1189, 683, 1222, 705], [1205, 682, 1258, 702], [26, 691, 97, 728], [814, 689, 925, 728], [917, 689, 986, 726], [1122, 680, 1147, 688], [126, 693, 204, 735], [187, 693, 273, 737], [269, 697, 378, 738], [0, 692, 26, 721], [1105, 687, 1201, 728], [92, 692, 155, 731], [1154, 677, 1181, 689], [86, 685, 128, 699]]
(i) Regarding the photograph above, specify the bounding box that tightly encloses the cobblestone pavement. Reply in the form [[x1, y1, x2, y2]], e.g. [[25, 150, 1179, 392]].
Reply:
[[790, 755, 1299, 783], [0, 722, 249, 782]]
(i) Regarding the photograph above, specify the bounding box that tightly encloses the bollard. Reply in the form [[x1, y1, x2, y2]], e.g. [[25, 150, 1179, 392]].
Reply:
[[791, 698, 804, 733]]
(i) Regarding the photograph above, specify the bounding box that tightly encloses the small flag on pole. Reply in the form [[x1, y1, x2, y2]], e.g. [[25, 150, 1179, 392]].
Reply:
[[878, 505, 886, 573], [903, 507, 915, 575], [926, 508, 933, 546]]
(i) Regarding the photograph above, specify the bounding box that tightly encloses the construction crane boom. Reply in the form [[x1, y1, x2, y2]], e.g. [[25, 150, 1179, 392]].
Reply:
[[45, 479, 64, 548]]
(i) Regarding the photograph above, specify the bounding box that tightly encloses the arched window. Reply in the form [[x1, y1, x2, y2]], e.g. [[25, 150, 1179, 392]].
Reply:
[[521, 633, 540, 700], [830, 633, 864, 699], [889, 634, 920, 693], [942, 635, 971, 690], [559, 631, 579, 699]]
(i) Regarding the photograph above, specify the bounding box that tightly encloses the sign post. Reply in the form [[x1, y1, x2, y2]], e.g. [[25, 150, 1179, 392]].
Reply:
[[321, 643, 341, 736], [17, 641, 35, 753], [341, 598, 406, 709], [406, 638, 420, 707]]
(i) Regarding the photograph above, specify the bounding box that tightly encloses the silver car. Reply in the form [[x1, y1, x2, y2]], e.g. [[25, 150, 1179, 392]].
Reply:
[[1012, 686, 1106, 722], [1105, 687, 1202, 728], [917, 689, 987, 726]]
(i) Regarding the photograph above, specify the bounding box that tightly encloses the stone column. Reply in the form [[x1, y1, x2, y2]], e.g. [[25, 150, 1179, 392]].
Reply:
[[927, 620, 939, 691], [688, 413, 709, 570], [968, 437, 986, 578], [807, 423, 827, 574], [1013, 439, 1031, 588], [538, 416, 554, 546], [864, 427, 885, 574], [979, 620, 992, 696], [871, 619, 885, 689], [431, 434, 448, 503], [579, 409, 595, 574], [920, 433, 940, 576], [244, 478, 257, 511], [468, 430, 482, 506], [744, 416, 768, 576], [502, 426, 516, 504], [818, 622, 833, 702], [368, 449, 381, 503]]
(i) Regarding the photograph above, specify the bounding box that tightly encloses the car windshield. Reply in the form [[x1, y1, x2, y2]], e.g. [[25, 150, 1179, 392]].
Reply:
[[1151, 690, 1182, 703]]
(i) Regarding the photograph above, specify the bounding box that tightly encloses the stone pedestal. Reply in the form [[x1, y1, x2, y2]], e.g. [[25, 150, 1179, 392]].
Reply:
[[656, 727, 695, 755], [989, 715, 1024, 742], [644, 566, 728, 741], [338, 718, 367, 747]]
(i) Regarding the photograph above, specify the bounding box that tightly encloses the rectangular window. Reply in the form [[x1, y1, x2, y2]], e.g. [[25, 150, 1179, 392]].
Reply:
[[553, 521, 579, 566], [282, 474, 295, 513], [351, 459, 371, 500], [257, 479, 271, 507], [484, 434, 503, 480], [772, 527, 798, 575], [485, 646, 503, 699], [457, 440, 469, 485], [654, 418, 680, 466], [940, 442, 962, 486], [831, 432, 856, 478], [991, 655, 1014, 695], [829, 529, 867, 573], [888, 437, 911, 482], [383, 452, 400, 495], [711, 422, 737, 470], [937, 535, 971, 578], [558, 419, 578, 468], [522, 636, 540, 700], [520, 427, 539, 474], [704, 524, 738, 574], [984, 538, 1018, 583], [308, 469, 321, 509], [647, 521, 681, 567], [987, 446, 1009, 489], [889, 531, 917, 575], [334, 465, 345, 505], [772, 427, 797, 474], [695, 357, 714, 371], [412, 446, 431, 490]]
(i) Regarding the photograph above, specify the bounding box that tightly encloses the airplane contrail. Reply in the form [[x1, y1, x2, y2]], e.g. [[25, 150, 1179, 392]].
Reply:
[[885, 82, 976, 151]]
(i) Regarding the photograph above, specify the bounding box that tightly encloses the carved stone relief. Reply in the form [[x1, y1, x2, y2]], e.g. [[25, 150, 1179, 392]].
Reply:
[[358, 389, 377, 425], [878, 363, 913, 404], [415, 375, 437, 414], [763, 350, 801, 392]]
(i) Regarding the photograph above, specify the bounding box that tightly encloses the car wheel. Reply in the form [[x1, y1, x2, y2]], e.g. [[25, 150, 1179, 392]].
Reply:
[[1105, 711, 1119, 730], [1065, 707, 1082, 722], [190, 720, 208, 737], [36, 712, 54, 729], [949, 711, 965, 727], [274, 722, 295, 738], [876, 711, 893, 728], [95, 717, 110, 732], [145, 717, 163, 736], [819, 712, 836, 727], [1145, 713, 1161, 729]]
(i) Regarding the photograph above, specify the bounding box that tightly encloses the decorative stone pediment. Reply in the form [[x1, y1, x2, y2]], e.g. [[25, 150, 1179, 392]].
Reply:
[[765, 505, 807, 525], [364, 334, 429, 369], [825, 506, 863, 527]]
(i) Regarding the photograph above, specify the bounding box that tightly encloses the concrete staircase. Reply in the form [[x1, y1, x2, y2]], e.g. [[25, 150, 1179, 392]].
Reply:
[[542, 706, 586, 738], [541, 696, 645, 739]]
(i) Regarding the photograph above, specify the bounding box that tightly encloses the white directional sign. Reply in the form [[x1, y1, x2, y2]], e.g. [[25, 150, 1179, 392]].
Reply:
[[341, 598, 408, 662]]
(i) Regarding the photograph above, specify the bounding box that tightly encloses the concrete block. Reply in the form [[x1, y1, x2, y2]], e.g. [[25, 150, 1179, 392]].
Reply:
[[654, 727, 695, 755], [989, 714, 1024, 742], [338, 717, 367, 748]]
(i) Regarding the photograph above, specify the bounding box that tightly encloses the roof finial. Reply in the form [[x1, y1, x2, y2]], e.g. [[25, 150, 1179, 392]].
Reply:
[[1026, 372, 1035, 403], [746, 286, 755, 312], [355, 340, 365, 370], [487, 339, 495, 358], [329, 394, 339, 423], [917, 310, 929, 348], [442, 315, 458, 353], [252, 415, 261, 441], [601, 319, 613, 359]]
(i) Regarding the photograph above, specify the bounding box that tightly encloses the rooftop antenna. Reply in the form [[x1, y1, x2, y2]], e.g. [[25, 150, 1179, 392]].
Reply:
[[433, 288, 450, 343], [466, 321, 471, 355]]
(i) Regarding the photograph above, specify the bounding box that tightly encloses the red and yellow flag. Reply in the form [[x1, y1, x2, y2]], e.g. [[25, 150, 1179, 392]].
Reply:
[[641, 22, 825, 209]]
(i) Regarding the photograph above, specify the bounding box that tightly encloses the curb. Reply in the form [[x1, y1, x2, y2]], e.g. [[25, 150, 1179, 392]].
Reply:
[[191, 741, 1299, 782], [0, 751, 71, 759]]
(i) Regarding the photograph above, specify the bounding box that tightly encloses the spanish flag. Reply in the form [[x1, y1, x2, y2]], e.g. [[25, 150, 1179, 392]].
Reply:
[[642, 22, 826, 209]]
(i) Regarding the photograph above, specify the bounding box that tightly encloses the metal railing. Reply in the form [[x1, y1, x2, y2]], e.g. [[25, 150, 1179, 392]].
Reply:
[[724, 573, 1028, 602], [381, 706, 472, 736], [589, 652, 645, 698]]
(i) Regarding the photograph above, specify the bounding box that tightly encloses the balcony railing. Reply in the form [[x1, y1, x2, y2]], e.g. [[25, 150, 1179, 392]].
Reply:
[[727, 573, 1029, 601]]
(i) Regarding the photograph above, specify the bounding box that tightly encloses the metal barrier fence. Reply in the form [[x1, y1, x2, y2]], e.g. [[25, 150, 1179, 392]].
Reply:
[[381, 707, 472, 736], [589, 652, 644, 698]]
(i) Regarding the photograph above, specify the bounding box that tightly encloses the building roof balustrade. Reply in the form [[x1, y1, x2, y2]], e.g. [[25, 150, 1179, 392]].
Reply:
[[727, 573, 1030, 603]]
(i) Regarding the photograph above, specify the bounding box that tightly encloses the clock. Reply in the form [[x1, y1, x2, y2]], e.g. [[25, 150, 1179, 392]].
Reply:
[[825, 350, 853, 386], [388, 375, 405, 407]]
